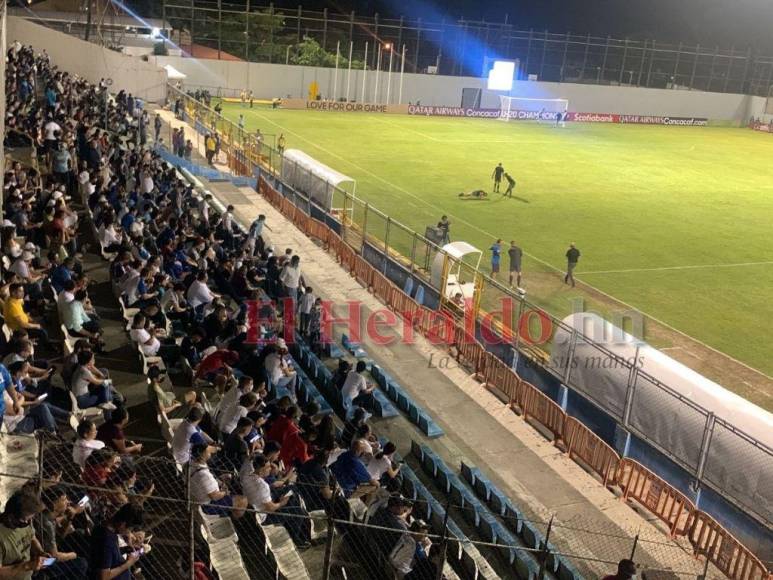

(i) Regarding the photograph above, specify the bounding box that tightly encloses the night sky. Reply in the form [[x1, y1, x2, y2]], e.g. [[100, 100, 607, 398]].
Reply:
[[125, 0, 773, 53]]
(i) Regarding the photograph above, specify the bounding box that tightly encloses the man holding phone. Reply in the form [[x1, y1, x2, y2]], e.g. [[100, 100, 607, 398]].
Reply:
[[37, 487, 88, 577], [90, 504, 145, 580]]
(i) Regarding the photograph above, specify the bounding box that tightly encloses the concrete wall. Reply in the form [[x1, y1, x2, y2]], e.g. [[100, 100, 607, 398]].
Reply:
[[7, 16, 167, 103], [154, 55, 759, 124]]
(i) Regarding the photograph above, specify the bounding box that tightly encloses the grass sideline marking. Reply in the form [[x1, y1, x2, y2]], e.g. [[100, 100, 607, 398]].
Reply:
[[246, 109, 773, 384], [582, 261, 773, 275]]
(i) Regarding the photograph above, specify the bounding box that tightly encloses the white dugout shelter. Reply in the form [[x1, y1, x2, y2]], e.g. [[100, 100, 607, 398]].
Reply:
[[281, 149, 356, 212]]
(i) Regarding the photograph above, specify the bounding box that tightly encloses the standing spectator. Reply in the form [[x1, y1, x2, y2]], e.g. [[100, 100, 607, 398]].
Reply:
[[0, 491, 45, 577], [564, 242, 581, 287], [297, 286, 315, 336], [205, 133, 216, 165], [489, 239, 502, 279], [508, 240, 523, 288], [279, 255, 302, 310], [277, 133, 286, 155], [154, 113, 162, 142]]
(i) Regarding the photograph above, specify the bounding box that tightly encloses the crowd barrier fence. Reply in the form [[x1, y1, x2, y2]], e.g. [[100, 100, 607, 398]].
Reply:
[[617, 458, 697, 538], [250, 144, 770, 578]]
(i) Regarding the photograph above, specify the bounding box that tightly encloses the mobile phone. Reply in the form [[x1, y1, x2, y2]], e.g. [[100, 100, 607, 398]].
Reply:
[[248, 433, 261, 444], [78, 495, 90, 507], [36, 393, 49, 402], [284, 490, 294, 498], [42, 558, 57, 568]]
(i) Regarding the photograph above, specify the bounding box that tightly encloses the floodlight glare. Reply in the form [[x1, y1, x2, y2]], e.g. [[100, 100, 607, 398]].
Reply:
[[383, 43, 393, 50], [151, 27, 161, 38], [487, 60, 515, 91]]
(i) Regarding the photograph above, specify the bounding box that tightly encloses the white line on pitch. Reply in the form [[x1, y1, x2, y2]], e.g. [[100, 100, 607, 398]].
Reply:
[[581, 261, 773, 275]]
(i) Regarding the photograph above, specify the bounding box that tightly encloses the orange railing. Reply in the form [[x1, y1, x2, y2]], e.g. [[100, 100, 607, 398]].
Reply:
[[256, 175, 772, 577], [522, 382, 567, 445], [688, 511, 770, 580], [564, 417, 620, 486], [617, 458, 696, 537]]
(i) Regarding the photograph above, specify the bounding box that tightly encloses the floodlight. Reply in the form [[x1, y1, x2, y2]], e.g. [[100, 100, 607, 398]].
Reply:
[[151, 27, 161, 38], [487, 60, 515, 91], [383, 42, 393, 50]]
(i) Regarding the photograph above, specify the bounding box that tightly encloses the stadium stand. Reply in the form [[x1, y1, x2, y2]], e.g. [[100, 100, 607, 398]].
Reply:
[[1, 35, 769, 580]]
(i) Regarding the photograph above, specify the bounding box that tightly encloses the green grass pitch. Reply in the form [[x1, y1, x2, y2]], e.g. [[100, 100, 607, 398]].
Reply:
[[220, 102, 773, 381]]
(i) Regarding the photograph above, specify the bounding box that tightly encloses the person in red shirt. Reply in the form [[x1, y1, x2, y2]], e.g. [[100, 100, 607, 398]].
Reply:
[[602, 559, 637, 580], [265, 405, 300, 446], [280, 426, 317, 468], [194, 349, 239, 380]]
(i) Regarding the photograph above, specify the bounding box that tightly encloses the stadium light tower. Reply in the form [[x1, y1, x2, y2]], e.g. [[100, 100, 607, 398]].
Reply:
[[384, 42, 393, 51]]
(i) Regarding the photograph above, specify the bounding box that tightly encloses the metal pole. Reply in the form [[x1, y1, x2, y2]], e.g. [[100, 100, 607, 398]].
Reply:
[[690, 44, 701, 89], [217, 0, 222, 60], [637, 39, 647, 86], [671, 42, 682, 87], [709, 46, 719, 91], [190, 0, 194, 54], [619, 38, 629, 84], [723, 47, 734, 92], [386, 45, 394, 104], [579, 33, 591, 80], [333, 41, 340, 101], [361, 42, 369, 102], [600, 35, 610, 83], [694, 413, 716, 484], [646, 40, 655, 87], [630, 530, 640, 560], [539, 30, 548, 80], [435, 498, 452, 580], [322, 7, 328, 50], [415, 17, 422, 73], [374, 44, 382, 102], [296, 5, 301, 43], [321, 513, 335, 580], [524, 28, 533, 78], [560, 32, 570, 82], [537, 515, 554, 579], [244, 0, 250, 60], [268, 3, 275, 64], [398, 44, 406, 104], [345, 41, 354, 102], [373, 13, 380, 69]]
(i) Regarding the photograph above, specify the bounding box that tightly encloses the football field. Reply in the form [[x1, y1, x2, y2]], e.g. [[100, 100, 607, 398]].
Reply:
[[219, 102, 773, 388]]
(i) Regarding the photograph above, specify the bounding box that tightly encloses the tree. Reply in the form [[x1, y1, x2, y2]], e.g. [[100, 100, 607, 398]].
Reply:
[[289, 37, 365, 69]]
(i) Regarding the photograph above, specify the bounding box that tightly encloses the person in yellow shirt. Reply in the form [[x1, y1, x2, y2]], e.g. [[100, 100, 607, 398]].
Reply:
[[3, 284, 50, 347], [205, 133, 216, 166]]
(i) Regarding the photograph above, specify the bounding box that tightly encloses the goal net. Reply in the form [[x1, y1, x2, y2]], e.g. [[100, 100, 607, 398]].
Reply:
[[498, 96, 569, 122]]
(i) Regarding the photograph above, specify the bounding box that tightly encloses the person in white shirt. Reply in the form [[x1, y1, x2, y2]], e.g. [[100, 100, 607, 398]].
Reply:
[[297, 286, 315, 335], [189, 443, 247, 518], [264, 341, 297, 396], [279, 255, 302, 309], [218, 392, 259, 438], [390, 519, 432, 578], [98, 221, 123, 252], [72, 419, 105, 468], [171, 406, 213, 464], [215, 376, 254, 425], [241, 454, 311, 546], [341, 361, 375, 418], [366, 441, 400, 481], [129, 313, 160, 356], [187, 271, 219, 312]]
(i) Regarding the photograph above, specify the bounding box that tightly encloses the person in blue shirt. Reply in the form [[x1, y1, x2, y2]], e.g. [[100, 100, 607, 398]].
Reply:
[[0, 364, 17, 426], [330, 439, 379, 499], [89, 503, 144, 580], [45, 85, 56, 108], [490, 238, 502, 279], [50, 257, 75, 294]]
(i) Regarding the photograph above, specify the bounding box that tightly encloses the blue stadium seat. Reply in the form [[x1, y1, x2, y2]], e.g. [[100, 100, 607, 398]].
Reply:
[[414, 285, 425, 306], [460, 462, 475, 486], [403, 277, 414, 297]]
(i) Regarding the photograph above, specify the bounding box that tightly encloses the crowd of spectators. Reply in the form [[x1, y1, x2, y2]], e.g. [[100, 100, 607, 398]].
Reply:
[[0, 43, 441, 579]]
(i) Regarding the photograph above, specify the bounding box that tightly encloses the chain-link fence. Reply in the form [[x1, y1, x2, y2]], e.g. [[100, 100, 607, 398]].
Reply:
[[0, 430, 735, 580]]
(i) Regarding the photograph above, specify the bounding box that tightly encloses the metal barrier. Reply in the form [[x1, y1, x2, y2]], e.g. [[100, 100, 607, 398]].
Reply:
[[616, 458, 696, 537], [522, 382, 567, 445], [352, 254, 373, 288], [687, 511, 770, 580], [483, 352, 524, 411], [305, 218, 330, 245], [564, 417, 621, 487], [454, 325, 486, 379], [371, 269, 395, 300]]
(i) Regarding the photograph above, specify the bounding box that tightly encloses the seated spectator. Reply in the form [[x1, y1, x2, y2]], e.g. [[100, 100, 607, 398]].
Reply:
[[50, 256, 76, 293], [171, 406, 214, 465], [390, 519, 433, 579], [298, 448, 339, 513], [241, 454, 311, 548], [3, 361, 68, 434], [219, 416, 255, 471], [194, 348, 239, 382], [180, 327, 209, 368], [97, 406, 143, 455], [89, 503, 145, 580], [370, 494, 413, 558], [147, 366, 195, 418], [265, 405, 300, 447], [186, 271, 219, 314], [280, 425, 316, 469], [189, 443, 247, 519], [341, 360, 376, 418], [366, 441, 401, 482], [340, 407, 368, 449], [62, 289, 104, 348], [73, 418, 106, 469], [37, 486, 88, 577], [0, 490, 45, 576], [330, 439, 380, 500], [264, 339, 297, 396], [3, 283, 50, 346], [71, 349, 114, 410], [218, 392, 259, 441]]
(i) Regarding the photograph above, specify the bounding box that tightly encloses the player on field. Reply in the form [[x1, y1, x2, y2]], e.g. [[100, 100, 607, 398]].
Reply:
[[556, 110, 567, 128], [491, 163, 505, 192], [490, 239, 503, 279], [508, 241, 523, 287], [503, 173, 516, 197], [457, 190, 488, 200]]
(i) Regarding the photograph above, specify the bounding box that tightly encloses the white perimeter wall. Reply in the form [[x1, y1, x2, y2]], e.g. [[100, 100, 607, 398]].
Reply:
[[7, 16, 167, 103], [154, 55, 763, 124]]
